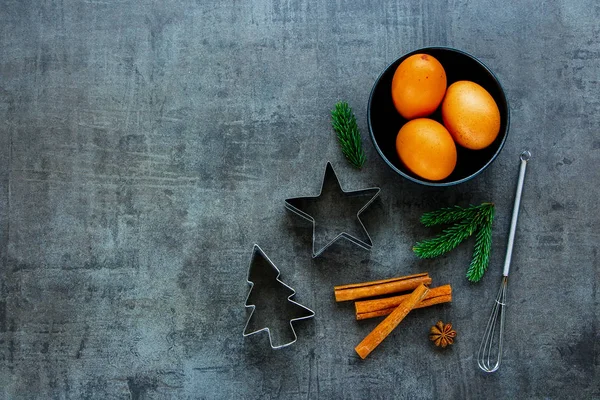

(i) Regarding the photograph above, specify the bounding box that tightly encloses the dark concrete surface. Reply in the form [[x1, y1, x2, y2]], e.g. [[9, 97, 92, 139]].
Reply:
[[1, 0, 599, 399]]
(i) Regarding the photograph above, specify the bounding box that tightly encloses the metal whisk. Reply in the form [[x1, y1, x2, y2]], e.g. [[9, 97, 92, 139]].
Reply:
[[477, 150, 531, 373]]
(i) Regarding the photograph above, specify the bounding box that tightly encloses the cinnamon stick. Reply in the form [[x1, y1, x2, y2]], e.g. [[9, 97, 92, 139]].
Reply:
[[355, 285, 452, 320], [356, 295, 452, 320], [355, 284, 429, 359], [334, 273, 431, 302]]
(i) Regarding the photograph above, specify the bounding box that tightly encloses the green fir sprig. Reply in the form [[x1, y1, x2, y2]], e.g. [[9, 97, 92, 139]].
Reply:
[[331, 102, 366, 169], [413, 203, 495, 282]]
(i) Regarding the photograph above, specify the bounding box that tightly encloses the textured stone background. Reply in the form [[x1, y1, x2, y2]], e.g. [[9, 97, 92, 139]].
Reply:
[[1, 0, 599, 399]]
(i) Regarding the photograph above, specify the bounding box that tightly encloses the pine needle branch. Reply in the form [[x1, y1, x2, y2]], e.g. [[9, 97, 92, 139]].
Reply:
[[413, 218, 479, 258], [420, 204, 481, 227], [467, 214, 493, 282], [413, 203, 495, 282], [331, 102, 366, 169]]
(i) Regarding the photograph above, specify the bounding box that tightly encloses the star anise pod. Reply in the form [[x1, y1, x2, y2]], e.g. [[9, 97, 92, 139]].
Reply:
[[429, 321, 456, 348]]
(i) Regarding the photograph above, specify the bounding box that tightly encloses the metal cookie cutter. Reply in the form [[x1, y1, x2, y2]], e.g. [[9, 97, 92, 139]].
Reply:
[[285, 162, 380, 257], [243, 244, 315, 349]]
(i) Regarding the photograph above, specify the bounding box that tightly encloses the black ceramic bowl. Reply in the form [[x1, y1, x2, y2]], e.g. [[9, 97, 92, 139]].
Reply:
[[368, 47, 509, 186]]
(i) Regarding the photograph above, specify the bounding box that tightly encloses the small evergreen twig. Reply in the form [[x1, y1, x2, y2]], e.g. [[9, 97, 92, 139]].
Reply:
[[331, 102, 366, 169], [413, 203, 495, 283], [413, 218, 479, 259], [419, 205, 482, 227], [467, 215, 493, 282]]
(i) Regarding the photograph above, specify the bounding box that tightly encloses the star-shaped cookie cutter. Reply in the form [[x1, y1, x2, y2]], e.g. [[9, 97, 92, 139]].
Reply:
[[285, 162, 380, 257], [243, 244, 315, 349]]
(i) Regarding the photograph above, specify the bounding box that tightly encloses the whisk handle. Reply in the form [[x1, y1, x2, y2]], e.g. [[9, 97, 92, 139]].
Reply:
[[503, 151, 531, 276]]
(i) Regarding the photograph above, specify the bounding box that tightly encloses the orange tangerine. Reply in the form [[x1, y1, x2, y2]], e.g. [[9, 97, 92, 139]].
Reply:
[[391, 54, 447, 119], [442, 81, 501, 150], [396, 118, 457, 181]]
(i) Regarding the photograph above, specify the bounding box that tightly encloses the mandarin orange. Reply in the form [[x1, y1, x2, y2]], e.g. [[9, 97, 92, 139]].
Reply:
[[441, 81, 501, 150], [391, 54, 447, 119], [395, 118, 457, 181]]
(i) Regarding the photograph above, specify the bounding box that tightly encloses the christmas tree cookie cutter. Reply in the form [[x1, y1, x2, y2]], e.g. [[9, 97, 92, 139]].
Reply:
[[243, 244, 315, 349], [285, 162, 380, 257]]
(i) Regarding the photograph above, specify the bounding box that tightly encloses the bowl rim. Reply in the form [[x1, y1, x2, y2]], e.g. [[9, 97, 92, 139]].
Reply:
[[367, 46, 511, 187]]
